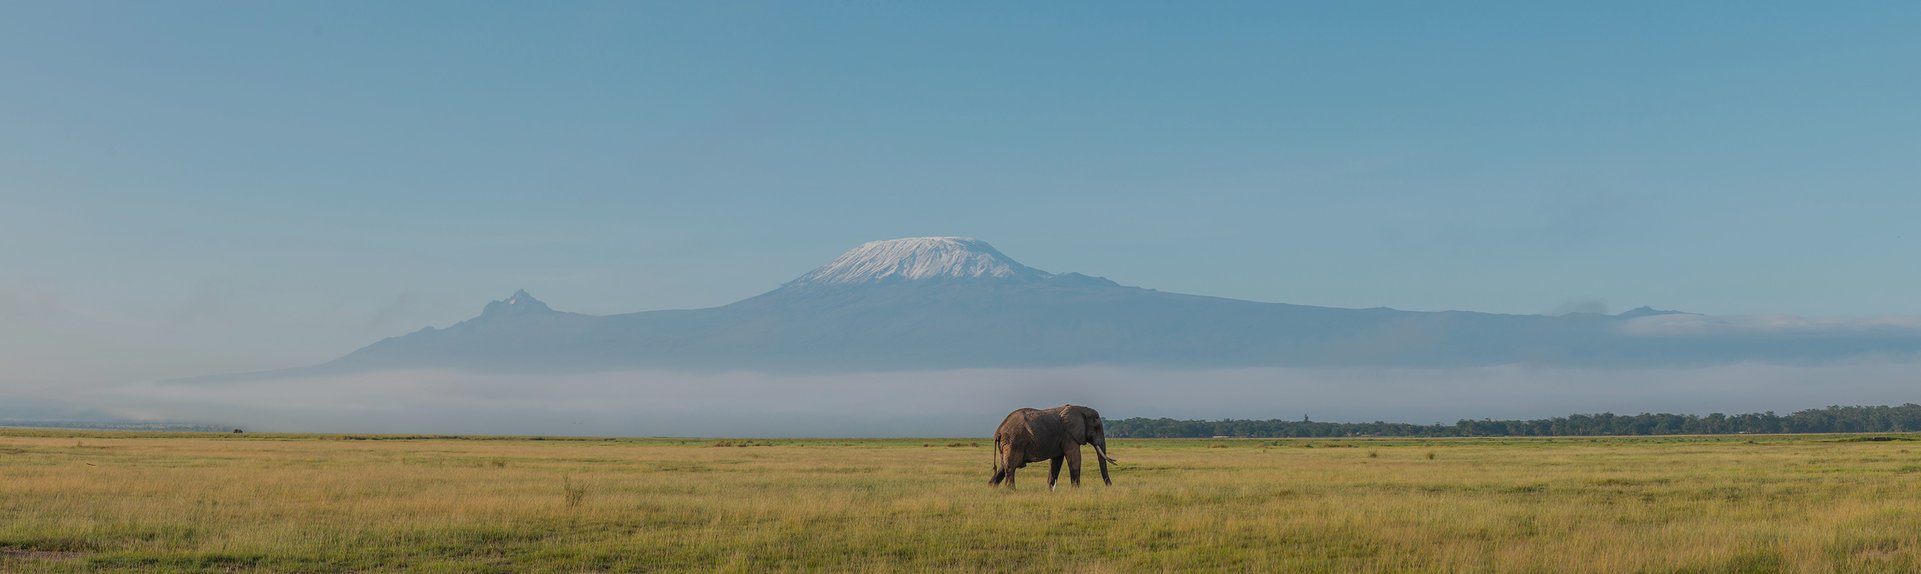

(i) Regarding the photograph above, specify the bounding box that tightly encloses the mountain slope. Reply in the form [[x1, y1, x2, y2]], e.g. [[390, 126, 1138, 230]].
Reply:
[[298, 236, 1921, 375]]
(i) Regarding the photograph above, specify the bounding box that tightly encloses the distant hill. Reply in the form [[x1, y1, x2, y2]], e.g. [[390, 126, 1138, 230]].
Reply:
[[197, 237, 1921, 379]]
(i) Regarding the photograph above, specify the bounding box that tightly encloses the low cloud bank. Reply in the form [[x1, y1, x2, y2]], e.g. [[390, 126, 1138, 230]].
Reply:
[[1620, 313, 1921, 336], [20, 362, 1918, 437]]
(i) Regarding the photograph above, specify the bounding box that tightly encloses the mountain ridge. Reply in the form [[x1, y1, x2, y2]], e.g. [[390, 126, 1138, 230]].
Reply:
[[183, 237, 1921, 380]]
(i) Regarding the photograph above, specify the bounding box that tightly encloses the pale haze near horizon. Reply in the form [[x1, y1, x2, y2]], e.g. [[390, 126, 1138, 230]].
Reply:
[[3, 3, 1919, 430]]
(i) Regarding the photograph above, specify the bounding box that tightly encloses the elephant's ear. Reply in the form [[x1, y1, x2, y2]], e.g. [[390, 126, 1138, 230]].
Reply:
[[1059, 404, 1088, 444]]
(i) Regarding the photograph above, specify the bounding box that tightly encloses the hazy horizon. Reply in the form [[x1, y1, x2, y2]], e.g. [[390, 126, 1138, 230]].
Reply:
[[10, 361, 1920, 436]]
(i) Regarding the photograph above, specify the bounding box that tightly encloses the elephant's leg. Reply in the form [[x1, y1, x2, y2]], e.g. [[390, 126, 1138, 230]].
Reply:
[[1000, 450, 1022, 490], [1066, 446, 1083, 487], [989, 467, 1006, 486], [1047, 457, 1063, 491]]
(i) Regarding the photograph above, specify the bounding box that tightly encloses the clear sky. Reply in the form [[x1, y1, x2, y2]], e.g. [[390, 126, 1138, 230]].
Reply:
[[3, 2, 1919, 384]]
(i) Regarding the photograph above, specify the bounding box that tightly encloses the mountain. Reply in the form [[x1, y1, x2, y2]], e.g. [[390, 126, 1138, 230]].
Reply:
[[263, 237, 1921, 376]]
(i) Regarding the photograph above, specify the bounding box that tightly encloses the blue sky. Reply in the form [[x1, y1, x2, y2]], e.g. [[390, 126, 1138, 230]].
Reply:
[[3, 2, 1919, 382]]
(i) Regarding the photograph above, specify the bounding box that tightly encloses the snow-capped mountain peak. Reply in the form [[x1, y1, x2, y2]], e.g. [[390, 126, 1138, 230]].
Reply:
[[787, 236, 1051, 286]]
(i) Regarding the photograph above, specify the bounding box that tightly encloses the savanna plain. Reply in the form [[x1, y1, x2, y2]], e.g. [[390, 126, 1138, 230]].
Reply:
[[4, 429, 1921, 572]]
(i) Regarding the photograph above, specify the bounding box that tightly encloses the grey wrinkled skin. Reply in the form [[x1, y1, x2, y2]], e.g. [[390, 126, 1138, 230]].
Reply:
[[989, 404, 1116, 490]]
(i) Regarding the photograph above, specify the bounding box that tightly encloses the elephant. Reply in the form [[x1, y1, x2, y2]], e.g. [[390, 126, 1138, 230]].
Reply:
[[988, 404, 1117, 490]]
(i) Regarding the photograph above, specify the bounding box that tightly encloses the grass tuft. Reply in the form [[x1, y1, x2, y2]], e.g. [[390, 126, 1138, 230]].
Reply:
[[561, 476, 586, 508]]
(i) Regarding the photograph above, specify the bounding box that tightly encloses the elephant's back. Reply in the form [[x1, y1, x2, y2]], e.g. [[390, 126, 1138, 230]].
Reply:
[[995, 408, 1055, 438]]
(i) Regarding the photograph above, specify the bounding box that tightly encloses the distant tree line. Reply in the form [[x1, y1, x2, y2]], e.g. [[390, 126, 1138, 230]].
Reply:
[[1107, 404, 1921, 438], [0, 421, 229, 432]]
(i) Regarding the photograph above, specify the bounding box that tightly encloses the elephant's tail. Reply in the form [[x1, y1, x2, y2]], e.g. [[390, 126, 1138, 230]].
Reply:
[[992, 436, 1002, 472]]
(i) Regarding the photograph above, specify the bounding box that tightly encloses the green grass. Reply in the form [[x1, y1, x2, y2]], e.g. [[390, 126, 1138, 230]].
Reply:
[[5, 430, 1921, 572]]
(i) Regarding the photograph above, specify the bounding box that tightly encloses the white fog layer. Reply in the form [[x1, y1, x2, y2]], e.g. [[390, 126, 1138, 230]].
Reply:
[[25, 362, 1921, 437]]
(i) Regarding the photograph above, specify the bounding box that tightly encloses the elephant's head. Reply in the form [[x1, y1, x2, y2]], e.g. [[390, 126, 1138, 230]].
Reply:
[[1060, 404, 1117, 485]]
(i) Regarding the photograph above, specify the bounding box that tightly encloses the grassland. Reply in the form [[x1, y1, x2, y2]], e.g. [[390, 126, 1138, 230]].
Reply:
[[5, 430, 1921, 572]]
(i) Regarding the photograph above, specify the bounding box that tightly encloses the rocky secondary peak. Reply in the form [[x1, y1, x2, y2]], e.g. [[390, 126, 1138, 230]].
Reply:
[[787, 236, 1051, 286], [481, 289, 555, 316]]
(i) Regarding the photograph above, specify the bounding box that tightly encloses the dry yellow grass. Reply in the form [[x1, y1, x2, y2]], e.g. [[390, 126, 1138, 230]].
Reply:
[[3, 430, 1920, 572]]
